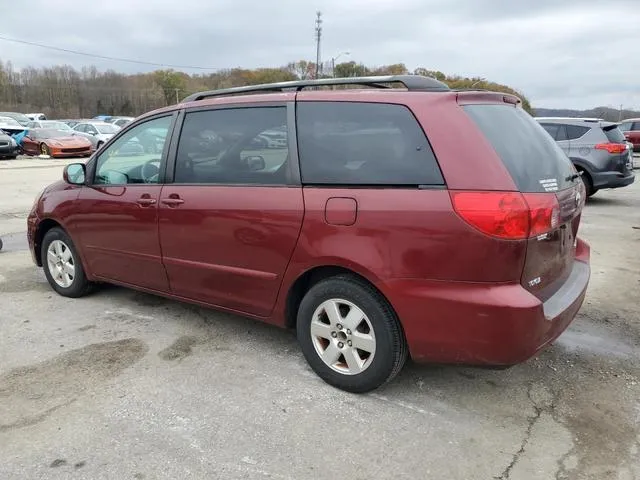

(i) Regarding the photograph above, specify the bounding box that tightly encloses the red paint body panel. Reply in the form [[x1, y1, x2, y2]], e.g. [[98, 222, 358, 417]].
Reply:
[[624, 129, 640, 150], [157, 185, 304, 316], [74, 185, 169, 291], [287, 188, 526, 282]]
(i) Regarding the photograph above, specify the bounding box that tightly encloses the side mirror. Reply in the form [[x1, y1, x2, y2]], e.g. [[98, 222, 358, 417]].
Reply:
[[63, 163, 86, 185], [246, 155, 266, 171]]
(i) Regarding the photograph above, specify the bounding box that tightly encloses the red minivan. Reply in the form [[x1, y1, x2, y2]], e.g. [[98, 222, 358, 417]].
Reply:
[[27, 76, 590, 392]]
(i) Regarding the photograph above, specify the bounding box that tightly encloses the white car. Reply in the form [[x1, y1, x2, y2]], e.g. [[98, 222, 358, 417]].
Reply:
[[26, 120, 73, 131], [26, 113, 47, 121], [72, 121, 119, 149], [108, 116, 135, 129], [0, 116, 27, 134]]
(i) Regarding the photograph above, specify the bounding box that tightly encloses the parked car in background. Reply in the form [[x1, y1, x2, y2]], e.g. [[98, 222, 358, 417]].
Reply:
[[22, 128, 93, 157], [107, 116, 135, 129], [72, 121, 119, 149], [27, 75, 591, 393], [618, 118, 640, 153], [0, 116, 28, 135], [26, 120, 74, 131], [26, 113, 47, 121], [0, 111, 31, 127], [59, 119, 85, 128], [536, 117, 634, 196], [0, 131, 20, 159]]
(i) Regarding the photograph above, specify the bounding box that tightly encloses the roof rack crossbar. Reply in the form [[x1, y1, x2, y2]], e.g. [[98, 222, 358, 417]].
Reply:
[[182, 75, 450, 103]]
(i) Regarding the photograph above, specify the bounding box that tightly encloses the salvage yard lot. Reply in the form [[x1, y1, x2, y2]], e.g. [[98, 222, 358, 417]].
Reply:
[[0, 157, 639, 479]]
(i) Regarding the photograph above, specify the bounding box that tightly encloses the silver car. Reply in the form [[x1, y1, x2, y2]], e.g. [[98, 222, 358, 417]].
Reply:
[[536, 117, 635, 197], [72, 121, 119, 150]]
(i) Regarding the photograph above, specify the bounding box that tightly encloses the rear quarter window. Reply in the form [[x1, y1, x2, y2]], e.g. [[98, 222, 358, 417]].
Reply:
[[565, 125, 590, 140], [296, 102, 444, 186], [464, 105, 576, 193]]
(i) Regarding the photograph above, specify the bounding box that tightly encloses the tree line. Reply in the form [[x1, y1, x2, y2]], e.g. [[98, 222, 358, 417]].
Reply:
[[0, 59, 533, 118]]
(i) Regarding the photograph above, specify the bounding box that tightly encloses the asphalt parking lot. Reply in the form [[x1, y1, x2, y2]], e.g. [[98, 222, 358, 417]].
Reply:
[[1, 156, 639, 480]]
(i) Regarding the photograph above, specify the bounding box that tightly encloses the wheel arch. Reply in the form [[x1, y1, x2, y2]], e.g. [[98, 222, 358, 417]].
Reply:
[[283, 264, 395, 330], [34, 218, 66, 266]]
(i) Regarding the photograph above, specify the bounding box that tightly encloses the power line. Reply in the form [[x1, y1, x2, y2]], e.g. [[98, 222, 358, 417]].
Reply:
[[0, 34, 219, 71], [314, 11, 322, 79]]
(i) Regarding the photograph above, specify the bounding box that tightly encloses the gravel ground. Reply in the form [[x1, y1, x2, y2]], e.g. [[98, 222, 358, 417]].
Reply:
[[0, 157, 639, 480]]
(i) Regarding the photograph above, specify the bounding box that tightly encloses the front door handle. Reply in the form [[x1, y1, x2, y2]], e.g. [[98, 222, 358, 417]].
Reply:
[[161, 195, 184, 207], [136, 195, 157, 207]]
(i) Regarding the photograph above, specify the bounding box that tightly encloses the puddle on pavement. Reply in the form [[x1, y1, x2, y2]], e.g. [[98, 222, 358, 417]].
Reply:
[[0, 338, 148, 432], [158, 335, 200, 361]]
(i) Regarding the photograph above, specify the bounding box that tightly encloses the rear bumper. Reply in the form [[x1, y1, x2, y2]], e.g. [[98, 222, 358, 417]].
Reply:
[[382, 239, 591, 366], [592, 170, 635, 189]]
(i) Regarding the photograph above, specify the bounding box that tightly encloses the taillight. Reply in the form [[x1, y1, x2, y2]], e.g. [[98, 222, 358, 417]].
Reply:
[[450, 191, 559, 240], [595, 143, 627, 154], [523, 193, 560, 237]]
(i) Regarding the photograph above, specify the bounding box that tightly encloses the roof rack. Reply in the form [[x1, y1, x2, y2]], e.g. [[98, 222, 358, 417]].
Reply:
[[181, 75, 450, 103]]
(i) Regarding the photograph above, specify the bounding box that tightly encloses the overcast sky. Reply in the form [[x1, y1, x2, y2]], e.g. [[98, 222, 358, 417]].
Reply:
[[1, 0, 638, 109]]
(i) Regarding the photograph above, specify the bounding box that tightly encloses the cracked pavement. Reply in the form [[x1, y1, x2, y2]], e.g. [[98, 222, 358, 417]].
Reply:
[[0, 158, 639, 479]]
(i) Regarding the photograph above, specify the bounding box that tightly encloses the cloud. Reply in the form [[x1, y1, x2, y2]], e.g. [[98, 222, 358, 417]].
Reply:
[[1, 0, 638, 109]]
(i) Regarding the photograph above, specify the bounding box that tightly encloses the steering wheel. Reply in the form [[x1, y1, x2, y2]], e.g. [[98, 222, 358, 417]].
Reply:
[[141, 159, 161, 183]]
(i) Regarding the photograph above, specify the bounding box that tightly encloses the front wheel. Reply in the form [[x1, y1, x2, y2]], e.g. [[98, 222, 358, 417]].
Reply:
[[41, 227, 93, 297], [297, 275, 408, 393], [40, 143, 50, 156]]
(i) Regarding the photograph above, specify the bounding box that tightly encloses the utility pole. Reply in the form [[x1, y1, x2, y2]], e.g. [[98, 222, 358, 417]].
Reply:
[[315, 11, 322, 79], [175, 88, 180, 104], [619, 104, 623, 122]]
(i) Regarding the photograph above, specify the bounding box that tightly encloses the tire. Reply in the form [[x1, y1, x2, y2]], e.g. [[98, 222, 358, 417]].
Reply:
[[41, 227, 93, 298], [96, 141, 104, 150], [579, 170, 596, 197], [297, 275, 408, 393], [40, 143, 50, 156]]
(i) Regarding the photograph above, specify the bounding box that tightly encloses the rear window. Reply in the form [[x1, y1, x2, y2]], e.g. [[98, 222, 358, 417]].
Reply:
[[296, 102, 444, 186], [464, 105, 575, 193], [603, 125, 626, 143]]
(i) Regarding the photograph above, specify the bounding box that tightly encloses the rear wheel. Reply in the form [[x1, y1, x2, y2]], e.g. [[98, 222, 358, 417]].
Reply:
[[579, 169, 596, 197], [297, 275, 407, 393], [41, 227, 93, 297]]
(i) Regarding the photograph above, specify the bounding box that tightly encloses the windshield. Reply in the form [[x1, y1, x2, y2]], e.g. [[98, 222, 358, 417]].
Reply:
[[0, 116, 22, 126], [35, 129, 71, 139], [96, 124, 119, 134], [42, 121, 72, 131], [0, 112, 30, 125]]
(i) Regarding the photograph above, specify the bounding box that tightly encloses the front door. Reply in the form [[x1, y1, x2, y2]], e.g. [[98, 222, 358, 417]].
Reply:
[[158, 104, 304, 316], [74, 114, 175, 291]]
